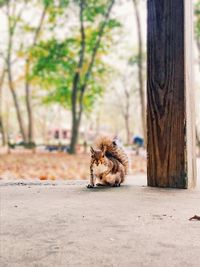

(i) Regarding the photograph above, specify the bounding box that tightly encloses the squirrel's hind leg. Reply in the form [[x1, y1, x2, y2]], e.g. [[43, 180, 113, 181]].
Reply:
[[96, 182, 107, 186], [104, 173, 122, 187], [96, 175, 108, 186]]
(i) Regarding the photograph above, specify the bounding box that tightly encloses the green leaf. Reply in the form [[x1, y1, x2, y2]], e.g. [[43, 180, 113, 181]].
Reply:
[[0, 0, 6, 8], [30, 0, 118, 112]]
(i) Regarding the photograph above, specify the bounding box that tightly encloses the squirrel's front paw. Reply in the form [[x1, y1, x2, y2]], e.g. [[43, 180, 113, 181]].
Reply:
[[87, 184, 94, 188]]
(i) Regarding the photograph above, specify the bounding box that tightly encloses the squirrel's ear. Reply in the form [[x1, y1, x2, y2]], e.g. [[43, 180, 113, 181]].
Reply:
[[101, 145, 106, 154], [90, 146, 94, 154], [113, 137, 117, 146]]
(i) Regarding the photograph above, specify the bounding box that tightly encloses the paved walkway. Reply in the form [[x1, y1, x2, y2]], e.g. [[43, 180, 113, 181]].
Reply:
[[0, 161, 200, 267]]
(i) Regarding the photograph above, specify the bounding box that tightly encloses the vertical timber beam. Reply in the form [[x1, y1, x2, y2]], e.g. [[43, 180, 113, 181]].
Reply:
[[147, 0, 196, 188]]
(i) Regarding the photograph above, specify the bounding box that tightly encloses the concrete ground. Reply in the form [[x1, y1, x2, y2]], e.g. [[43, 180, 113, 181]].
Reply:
[[0, 161, 200, 267]]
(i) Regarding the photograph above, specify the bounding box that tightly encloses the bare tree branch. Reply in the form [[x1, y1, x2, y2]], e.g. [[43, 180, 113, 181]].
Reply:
[[132, 0, 146, 144], [83, 0, 115, 88], [77, 0, 115, 123], [32, 6, 48, 46], [0, 66, 6, 145]]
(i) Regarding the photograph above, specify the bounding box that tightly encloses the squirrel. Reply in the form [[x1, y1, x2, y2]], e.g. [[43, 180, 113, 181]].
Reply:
[[87, 135, 129, 188]]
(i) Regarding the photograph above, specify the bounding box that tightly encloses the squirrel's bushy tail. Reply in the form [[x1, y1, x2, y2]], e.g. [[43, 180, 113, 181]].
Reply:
[[94, 135, 129, 175]]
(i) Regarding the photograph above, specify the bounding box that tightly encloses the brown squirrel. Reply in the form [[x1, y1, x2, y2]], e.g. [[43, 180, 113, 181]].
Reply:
[[87, 135, 129, 188]]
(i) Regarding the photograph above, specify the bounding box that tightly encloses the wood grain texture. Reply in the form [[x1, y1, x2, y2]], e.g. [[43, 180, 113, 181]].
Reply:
[[184, 0, 197, 188], [147, 0, 196, 188]]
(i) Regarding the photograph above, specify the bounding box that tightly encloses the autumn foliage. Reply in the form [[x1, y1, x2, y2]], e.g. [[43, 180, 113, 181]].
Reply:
[[0, 151, 146, 180]]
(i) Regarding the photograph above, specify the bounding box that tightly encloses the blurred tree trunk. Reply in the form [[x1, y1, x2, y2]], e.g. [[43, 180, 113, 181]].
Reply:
[[196, 127, 200, 156], [69, 0, 115, 153], [70, 112, 80, 154], [0, 68, 6, 146], [197, 38, 200, 69], [125, 114, 130, 145], [25, 61, 33, 143], [7, 63, 27, 142], [132, 0, 146, 145], [69, 0, 85, 154], [124, 115, 130, 145], [122, 84, 131, 145], [196, 38, 200, 155], [114, 77, 132, 145], [6, 1, 27, 143], [195, 4, 200, 154], [24, 6, 47, 143], [0, 118, 6, 146]]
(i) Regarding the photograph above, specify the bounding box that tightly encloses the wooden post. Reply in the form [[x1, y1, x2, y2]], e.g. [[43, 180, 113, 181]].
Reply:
[[147, 0, 196, 188]]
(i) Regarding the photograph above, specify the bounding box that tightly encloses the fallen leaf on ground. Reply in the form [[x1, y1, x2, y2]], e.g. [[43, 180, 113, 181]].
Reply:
[[0, 151, 146, 180], [189, 215, 200, 221]]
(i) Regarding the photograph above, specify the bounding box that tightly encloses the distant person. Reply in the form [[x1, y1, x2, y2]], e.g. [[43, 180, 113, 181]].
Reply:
[[132, 136, 144, 155]]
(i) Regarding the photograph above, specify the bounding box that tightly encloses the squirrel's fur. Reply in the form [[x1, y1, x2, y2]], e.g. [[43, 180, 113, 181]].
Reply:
[[87, 135, 129, 188]]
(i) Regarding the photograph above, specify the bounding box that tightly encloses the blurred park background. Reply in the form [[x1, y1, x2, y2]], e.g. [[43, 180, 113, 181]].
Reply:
[[0, 0, 199, 181]]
